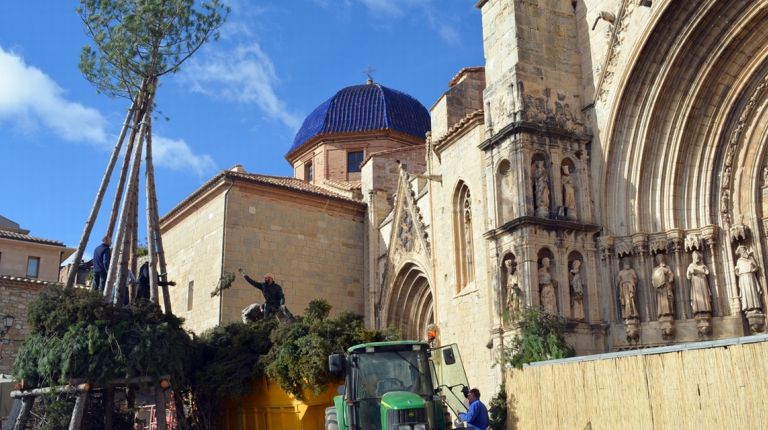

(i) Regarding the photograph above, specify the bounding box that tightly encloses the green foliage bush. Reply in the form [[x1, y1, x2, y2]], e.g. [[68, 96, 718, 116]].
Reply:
[[263, 300, 399, 400], [503, 307, 575, 369], [188, 318, 277, 429], [488, 384, 508, 430], [14, 286, 192, 388]]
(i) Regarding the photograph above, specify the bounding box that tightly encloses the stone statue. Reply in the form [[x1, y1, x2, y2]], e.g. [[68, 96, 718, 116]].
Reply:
[[763, 166, 768, 186], [539, 257, 557, 314], [533, 160, 550, 218], [618, 262, 639, 319], [686, 251, 711, 315], [735, 245, 763, 312], [504, 258, 521, 319], [722, 166, 731, 189], [570, 259, 585, 320], [562, 165, 577, 219], [652, 254, 675, 318]]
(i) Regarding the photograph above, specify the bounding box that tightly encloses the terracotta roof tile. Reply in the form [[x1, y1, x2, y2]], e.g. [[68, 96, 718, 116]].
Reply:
[[161, 170, 366, 225], [433, 108, 485, 149], [0, 229, 66, 247], [0, 274, 61, 287], [226, 171, 364, 203]]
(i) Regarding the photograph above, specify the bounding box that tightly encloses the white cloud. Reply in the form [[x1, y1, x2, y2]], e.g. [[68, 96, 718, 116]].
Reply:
[[152, 135, 217, 177], [0, 46, 216, 177], [359, 0, 403, 16], [351, 0, 461, 45], [0, 46, 107, 144], [181, 43, 302, 130]]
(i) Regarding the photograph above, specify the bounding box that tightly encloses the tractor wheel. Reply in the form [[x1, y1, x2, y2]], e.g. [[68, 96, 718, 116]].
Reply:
[[325, 406, 339, 430]]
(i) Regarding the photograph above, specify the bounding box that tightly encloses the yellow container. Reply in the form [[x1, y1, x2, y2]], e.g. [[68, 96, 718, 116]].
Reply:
[[220, 377, 339, 430]]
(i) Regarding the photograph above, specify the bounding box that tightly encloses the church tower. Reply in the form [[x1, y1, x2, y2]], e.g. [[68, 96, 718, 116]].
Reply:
[[476, 0, 603, 350]]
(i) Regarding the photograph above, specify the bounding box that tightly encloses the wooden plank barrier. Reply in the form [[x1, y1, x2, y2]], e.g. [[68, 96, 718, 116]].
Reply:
[[505, 336, 768, 430]]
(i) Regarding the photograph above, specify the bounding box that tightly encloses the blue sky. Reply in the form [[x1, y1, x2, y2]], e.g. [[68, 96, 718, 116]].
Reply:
[[0, 0, 484, 256]]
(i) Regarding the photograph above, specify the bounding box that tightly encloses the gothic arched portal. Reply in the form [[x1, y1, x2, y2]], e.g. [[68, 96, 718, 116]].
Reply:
[[384, 262, 434, 341]]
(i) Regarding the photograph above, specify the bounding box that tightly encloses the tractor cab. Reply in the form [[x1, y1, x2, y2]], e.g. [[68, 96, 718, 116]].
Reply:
[[327, 341, 470, 430]]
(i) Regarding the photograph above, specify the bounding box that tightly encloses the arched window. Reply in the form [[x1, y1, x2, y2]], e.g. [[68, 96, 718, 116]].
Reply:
[[454, 182, 474, 291]]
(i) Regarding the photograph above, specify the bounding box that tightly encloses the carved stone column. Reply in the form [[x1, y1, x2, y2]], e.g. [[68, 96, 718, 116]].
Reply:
[[669, 232, 689, 320], [701, 226, 721, 317], [632, 234, 652, 321]]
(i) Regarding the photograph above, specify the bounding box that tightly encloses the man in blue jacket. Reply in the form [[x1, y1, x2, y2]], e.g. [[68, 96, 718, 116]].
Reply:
[[458, 388, 489, 430], [92, 236, 111, 292]]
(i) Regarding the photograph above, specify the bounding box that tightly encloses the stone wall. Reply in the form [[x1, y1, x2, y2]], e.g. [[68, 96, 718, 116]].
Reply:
[[221, 185, 366, 324], [0, 276, 52, 374], [162, 186, 227, 334]]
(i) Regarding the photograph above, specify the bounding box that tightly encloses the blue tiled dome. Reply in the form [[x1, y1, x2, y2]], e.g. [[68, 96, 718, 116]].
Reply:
[[288, 83, 431, 155]]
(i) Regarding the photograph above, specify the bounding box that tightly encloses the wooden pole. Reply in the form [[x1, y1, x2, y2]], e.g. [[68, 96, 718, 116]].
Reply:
[[104, 385, 114, 430], [105, 80, 149, 239], [146, 124, 173, 314], [68, 389, 89, 430], [155, 384, 168, 430], [64, 104, 135, 290], [12, 397, 35, 430], [105, 109, 148, 303], [145, 120, 160, 304]]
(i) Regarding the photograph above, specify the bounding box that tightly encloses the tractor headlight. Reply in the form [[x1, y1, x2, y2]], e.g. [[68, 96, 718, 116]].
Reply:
[[413, 424, 427, 430], [397, 425, 411, 430]]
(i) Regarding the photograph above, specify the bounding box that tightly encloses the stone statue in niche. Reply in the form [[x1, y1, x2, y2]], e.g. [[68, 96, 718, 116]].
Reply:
[[686, 251, 712, 315], [618, 262, 639, 319], [653, 254, 676, 339], [652, 254, 675, 318], [562, 165, 577, 219], [539, 257, 557, 314], [533, 160, 550, 218], [504, 258, 521, 320], [722, 166, 731, 189], [735, 245, 763, 313], [763, 166, 768, 186], [569, 259, 585, 320]]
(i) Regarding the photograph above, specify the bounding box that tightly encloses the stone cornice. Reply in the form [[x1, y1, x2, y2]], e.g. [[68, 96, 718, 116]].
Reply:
[[483, 216, 600, 240], [284, 129, 425, 163], [478, 120, 592, 151]]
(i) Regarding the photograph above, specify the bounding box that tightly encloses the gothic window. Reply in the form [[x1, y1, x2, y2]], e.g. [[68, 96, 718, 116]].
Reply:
[[454, 182, 475, 291]]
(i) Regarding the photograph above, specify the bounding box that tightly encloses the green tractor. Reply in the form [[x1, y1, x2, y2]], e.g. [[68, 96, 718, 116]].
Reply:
[[325, 340, 472, 430]]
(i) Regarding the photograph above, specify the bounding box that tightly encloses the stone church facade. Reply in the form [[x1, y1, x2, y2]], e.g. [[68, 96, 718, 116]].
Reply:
[[161, 0, 768, 395]]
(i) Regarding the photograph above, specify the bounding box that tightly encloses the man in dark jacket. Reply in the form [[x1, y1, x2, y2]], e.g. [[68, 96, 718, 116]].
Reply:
[[92, 236, 112, 292], [240, 269, 285, 319], [134, 261, 175, 303]]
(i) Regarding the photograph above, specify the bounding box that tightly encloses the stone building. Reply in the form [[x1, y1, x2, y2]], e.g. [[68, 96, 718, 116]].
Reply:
[[162, 0, 768, 396], [0, 217, 72, 375]]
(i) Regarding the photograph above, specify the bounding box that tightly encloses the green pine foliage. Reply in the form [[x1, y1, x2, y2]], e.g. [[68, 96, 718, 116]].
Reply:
[[263, 300, 399, 400], [504, 307, 575, 369], [78, 0, 229, 98], [14, 286, 193, 388], [188, 319, 277, 429]]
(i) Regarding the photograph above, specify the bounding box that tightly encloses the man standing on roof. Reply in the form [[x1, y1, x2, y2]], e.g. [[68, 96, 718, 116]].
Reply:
[[239, 269, 285, 319], [92, 236, 111, 292]]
